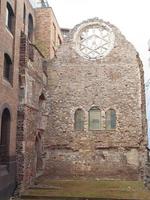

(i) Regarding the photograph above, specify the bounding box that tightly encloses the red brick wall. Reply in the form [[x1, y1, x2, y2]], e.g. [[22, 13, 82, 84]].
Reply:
[[35, 7, 63, 59]]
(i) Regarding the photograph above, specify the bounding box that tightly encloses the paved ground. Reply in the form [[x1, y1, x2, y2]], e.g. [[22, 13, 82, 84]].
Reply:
[[20, 176, 150, 200]]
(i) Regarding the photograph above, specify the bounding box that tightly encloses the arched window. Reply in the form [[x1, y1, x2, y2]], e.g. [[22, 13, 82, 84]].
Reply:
[[6, 2, 14, 34], [28, 14, 33, 41], [35, 133, 43, 173], [0, 108, 11, 164], [39, 93, 46, 110], [74, 109, 84, 130], [23, 4, 26, 30], [106, 109, 116, 130], [37, 93, 46, 130], [4, 53, 13, 83], [89, 107, 101, 130]]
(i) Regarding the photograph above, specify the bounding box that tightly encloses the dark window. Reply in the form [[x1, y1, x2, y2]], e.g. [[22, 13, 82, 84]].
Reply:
[[3, 53, 13, 83], [35, 133, 43, 173], [6, 2, 14, 34], [37, 94, 46, 130], [106, 109, 116, 130], [74, 109, 84, 130], [23, 4, 26, 31], [89, 107, 101, 130], [39, 93, 46, 110], [28, 43, 34, 61], [58, 35, 62, 46], [0, 108, 11, 164], [28, 14, 33, 41]]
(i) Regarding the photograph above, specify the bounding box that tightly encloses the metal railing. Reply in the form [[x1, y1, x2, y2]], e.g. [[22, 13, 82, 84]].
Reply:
[[35, 0, 49, 8]]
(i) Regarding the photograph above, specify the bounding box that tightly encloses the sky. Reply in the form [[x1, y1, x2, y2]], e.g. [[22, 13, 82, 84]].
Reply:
[[47, 0, 150, 82]]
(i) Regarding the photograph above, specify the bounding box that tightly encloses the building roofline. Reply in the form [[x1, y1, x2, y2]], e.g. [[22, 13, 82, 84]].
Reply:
[[35, 6, 63, 39], [50, 7, 63, 38], [61, 28, 70, 31]]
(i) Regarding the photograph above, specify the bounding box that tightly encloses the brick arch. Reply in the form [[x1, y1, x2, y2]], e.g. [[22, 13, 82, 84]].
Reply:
[[0, 104, 12, 165], [0, 103, 13, 145], [6, 2, 15, 34], [3, 53, 13, 84], [28, 13, 34, 41], [0, 103, 12, 120]]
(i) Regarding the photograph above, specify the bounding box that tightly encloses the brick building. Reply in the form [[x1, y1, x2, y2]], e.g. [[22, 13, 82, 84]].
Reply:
[[0, 0, 62, 199], [45, 18, 147, 180], [0, 0, 20, 198]]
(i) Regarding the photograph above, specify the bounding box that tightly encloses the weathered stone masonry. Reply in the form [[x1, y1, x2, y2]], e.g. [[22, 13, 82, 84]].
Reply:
[[16, 1, 63, 191], [45, 18, 147, 180], [0, 0, 148, 197], [17, 32, 49, 189]]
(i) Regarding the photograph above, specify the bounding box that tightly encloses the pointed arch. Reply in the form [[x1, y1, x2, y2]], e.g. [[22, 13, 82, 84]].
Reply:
[[28, 13, 33, 41], [35, 131, 44, 175], [4, 53, 13, 83], [0, 108, 11, 164], [39, 93, 46, 110]]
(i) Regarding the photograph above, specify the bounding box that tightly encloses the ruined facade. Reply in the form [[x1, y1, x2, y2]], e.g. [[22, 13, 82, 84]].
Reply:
[[16, 0, 62, 191], [0, 0, 62, 198], [45, 18, 147, 180], [0, 0, 148, 199]]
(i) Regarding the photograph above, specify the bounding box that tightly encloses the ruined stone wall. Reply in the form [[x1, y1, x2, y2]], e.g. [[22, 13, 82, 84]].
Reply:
[[0, 0, 61, 195], [17, 36, 49, 189], [16, 0, 63, 191], [45, 19, 147, 180]]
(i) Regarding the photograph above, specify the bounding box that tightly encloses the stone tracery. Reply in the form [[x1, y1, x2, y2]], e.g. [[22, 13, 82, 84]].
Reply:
[[75, 23, 115, 59]]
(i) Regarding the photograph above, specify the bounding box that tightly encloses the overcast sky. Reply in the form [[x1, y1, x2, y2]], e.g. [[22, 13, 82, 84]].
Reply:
[[47, 0, 150, 82]]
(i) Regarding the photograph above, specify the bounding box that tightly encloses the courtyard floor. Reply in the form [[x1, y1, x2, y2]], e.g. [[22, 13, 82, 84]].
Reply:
[[20, 176, 150, 200]]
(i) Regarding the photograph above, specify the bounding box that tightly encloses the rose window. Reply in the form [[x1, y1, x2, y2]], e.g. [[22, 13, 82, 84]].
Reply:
[[75, 22, 115, 60]]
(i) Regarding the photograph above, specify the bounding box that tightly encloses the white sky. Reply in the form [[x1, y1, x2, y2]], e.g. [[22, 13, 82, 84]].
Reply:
[[48, 0, 150, 82]]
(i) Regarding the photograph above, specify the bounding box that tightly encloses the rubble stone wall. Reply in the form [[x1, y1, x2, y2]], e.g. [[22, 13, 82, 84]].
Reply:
[[45, 19, 147, 180], [17, 35, 48, 189]]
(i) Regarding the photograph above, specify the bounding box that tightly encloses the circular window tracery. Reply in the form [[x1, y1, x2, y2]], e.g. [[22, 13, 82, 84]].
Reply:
[[74, 22, 115, 60]]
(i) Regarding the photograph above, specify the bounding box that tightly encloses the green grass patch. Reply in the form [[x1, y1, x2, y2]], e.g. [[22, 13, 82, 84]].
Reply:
[[21, 179, 150, 200]]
